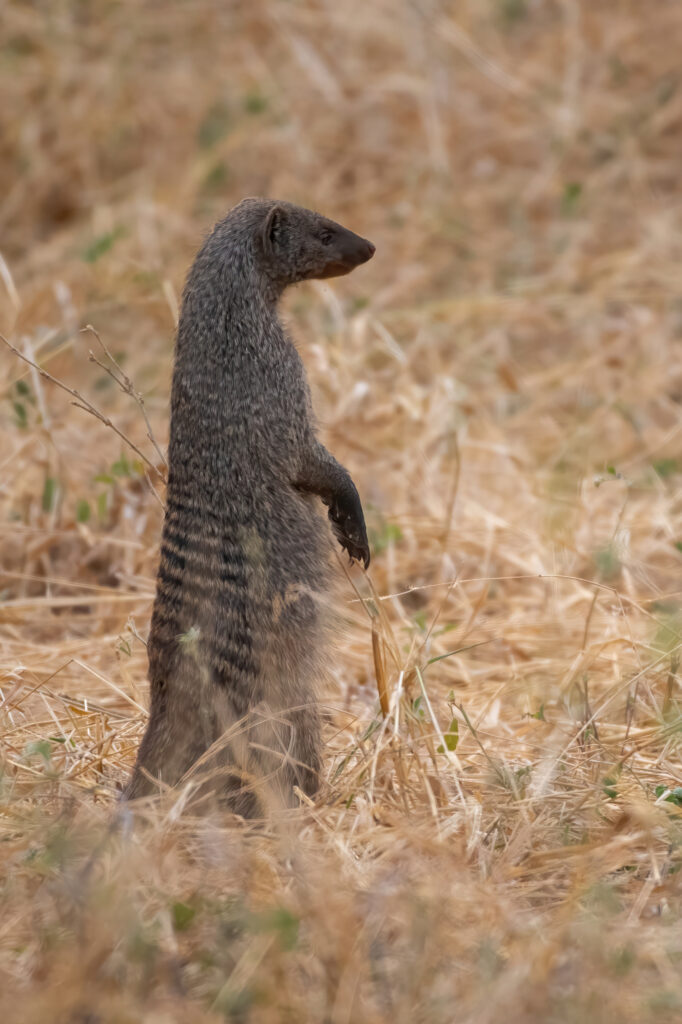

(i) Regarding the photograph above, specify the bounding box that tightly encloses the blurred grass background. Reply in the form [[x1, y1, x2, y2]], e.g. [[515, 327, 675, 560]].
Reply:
[[3, 1, 682, 1021]]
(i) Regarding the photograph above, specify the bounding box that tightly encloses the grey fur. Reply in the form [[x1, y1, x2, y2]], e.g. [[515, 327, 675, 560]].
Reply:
[[124, 198, 374, 815]]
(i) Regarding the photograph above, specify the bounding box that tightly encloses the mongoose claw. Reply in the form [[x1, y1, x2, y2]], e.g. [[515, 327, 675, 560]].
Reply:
[[338, 534, 370, 570], [328, 504, 370, 569], [340, 533, 370, 570]]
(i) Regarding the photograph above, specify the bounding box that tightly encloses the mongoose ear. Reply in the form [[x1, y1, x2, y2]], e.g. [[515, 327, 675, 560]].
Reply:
[[261, 204, 285, 257]]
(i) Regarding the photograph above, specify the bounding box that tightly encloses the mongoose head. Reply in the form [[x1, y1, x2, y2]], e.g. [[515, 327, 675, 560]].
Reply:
[[219, 198, 375, 294], [259, 201, 375, 286]]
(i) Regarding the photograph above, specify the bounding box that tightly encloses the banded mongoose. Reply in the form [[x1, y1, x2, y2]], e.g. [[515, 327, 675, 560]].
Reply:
[[125, 198, 375, 814]]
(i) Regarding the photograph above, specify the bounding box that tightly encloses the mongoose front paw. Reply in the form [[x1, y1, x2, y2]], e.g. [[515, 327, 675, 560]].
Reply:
[[328, 499, 370, 569]]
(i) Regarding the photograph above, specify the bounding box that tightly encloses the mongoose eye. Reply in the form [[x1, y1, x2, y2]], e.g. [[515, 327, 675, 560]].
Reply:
[[319, 230, 333, 246]]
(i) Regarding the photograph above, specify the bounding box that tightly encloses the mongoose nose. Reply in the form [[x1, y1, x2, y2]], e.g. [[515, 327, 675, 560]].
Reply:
[[359, 240, 375, 263]]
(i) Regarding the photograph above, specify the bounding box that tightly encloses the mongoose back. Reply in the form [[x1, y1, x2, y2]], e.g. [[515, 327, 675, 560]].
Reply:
[[125, 198, 374, 814]]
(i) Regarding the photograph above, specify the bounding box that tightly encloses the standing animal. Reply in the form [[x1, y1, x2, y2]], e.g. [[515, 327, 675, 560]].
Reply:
[[125, 198, 374, 815]]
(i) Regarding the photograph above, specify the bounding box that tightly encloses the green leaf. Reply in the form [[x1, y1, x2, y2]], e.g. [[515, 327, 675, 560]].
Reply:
[[437, 717, 459, 753], [82, 227, 124, 264], [97, 492, 109, 521], [653, 458, 679, 479], [253, 907, 299, 951], [171, 901, 196, 932], [533, 703, 546, 721], [368, 518, 404, 556], [561, 181, 583, 215], [12, 400, 28, 428], [594, 544, 620, 581], [201, 159, 229, 194], [414, 610, 428, 633], [76, 499, 91, 523], [359, 716, 381, 742], [23, 739, 52, 763], [499, 0, 527, 24], [427, 639, 492, 665], [111, 455, 131, 477], [197, 101, 231, 148], [243, 90, 268, 115], [656, 73, 678, 107], [42, 476, 57, 513], [653, 610, 682, 655], [655, 785, 682, 807]]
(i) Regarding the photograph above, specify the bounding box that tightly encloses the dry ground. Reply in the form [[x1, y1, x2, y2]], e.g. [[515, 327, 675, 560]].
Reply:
[[2, 1, 682, 1021]]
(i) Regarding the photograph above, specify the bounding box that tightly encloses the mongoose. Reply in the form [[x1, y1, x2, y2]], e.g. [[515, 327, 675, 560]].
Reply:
[[125, 198, 375, 814]]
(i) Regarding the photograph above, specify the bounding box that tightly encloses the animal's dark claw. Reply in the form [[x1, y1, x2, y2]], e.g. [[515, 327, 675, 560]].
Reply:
[[327, 496, 370, 569]]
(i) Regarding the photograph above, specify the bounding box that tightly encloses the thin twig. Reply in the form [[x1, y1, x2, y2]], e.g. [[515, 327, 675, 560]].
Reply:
[[0, 331, 166, 485], [82, 323, 168, 470]]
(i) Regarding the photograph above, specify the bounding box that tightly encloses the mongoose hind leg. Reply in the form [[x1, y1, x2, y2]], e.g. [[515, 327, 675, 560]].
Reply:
[[123, 690, 217, 801], [286, 703, 322, 799], [251, 588, 324, 809]]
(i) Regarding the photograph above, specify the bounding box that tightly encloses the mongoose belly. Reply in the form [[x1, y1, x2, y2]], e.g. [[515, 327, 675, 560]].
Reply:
[[149, 486, 329, 705]]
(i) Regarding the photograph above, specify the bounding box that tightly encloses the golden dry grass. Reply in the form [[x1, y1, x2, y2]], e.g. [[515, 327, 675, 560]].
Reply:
[[3, 1, 682, 1020]]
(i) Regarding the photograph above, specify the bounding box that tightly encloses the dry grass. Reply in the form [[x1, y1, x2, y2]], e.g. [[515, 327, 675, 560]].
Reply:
[[3, 1, 682, 1020]]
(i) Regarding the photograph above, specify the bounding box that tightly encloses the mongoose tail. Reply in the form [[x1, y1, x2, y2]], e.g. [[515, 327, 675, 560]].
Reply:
[[125, 199, 375, 813]]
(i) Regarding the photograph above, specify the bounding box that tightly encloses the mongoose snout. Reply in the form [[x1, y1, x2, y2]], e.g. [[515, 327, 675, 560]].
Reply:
[[317, 232, 375, 279]]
